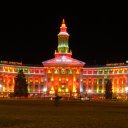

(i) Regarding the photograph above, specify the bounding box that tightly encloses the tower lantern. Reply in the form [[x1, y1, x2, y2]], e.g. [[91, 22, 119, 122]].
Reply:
[[55, 19, 72, 57]]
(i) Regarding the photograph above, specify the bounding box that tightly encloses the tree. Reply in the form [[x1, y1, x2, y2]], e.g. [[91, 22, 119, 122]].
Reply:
[[105, 79, 113, 99], [14, 70, 28, 97]]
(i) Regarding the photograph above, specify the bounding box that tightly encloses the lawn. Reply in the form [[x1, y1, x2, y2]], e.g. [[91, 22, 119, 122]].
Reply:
[[0, 99, 128, 128]]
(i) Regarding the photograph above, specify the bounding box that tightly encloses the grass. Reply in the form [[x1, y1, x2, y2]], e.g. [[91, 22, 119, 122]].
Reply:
[[0, 99, 128, 128]]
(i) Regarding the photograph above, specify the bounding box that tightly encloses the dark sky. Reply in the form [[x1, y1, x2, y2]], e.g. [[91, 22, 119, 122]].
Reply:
[[0, 9, 125, 66]]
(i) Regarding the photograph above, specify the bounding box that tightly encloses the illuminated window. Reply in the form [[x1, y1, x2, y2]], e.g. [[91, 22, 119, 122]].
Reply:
[[61, 69, 65, 74], [35, 70, 39, 73], [29, 84, 33, 92], [99, 79, 102, 85], [69, 70, 72, 74], [99, 70, 103, 74], [93, 70, 97, 74], [99, 85, 102, 92], [54, 69, 59, 74], [94, 79, 97, 84], [88, 70, 92, 74], [40, 70, 44, 73], [94, 85, 97, 92], [35, 85, 38, 92], [88, 79, 91, 84], [104, 79, 108, 84], [119, 70, 122, 73], [47, 69, 51, 74], [76, 70, 80, 74]]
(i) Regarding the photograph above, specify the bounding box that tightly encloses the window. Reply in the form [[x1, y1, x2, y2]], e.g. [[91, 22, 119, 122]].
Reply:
[[29, 84, 33, 92], [99, 79, 102, 85], [35, 85, 38, 92], [99, 85, 102, 91], [69, 70, 72, 74], [54, 69, 59, 74], [88, 70, 92, 74], [94, 85, 97, 92], [93, 79, 97, 84], [104, 79, 108, 84], [40, 85, 44, 92], [61, 69, 65, 74]]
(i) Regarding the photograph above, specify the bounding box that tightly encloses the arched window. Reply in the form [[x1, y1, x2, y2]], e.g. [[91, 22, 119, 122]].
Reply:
[[54, 69, 59, 74], [61, 69, 65, 74], [35, 85, 38, 92]]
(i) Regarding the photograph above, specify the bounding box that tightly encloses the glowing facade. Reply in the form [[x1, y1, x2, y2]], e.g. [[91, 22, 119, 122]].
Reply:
[[0, 20, 128, 99], [43, 19, 85, 97]]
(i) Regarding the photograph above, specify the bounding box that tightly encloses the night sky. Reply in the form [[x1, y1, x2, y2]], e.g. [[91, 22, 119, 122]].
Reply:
[[0, 9, 125, 66]]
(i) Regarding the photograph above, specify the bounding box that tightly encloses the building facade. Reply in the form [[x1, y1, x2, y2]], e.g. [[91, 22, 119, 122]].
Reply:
[[0, 20, 128, 99]]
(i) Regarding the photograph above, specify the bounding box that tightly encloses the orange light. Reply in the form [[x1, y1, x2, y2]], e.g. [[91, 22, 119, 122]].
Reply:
[[48, 70, 51, 73]]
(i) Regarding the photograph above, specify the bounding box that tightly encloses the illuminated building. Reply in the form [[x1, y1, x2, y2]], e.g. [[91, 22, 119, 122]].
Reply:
[[0, 19, 128, 99]]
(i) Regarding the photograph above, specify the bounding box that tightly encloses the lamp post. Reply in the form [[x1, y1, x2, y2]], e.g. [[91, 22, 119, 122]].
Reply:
[[126, 87, 128, 101], [43, 88, 47, 100], [0, 84, 2, 92]]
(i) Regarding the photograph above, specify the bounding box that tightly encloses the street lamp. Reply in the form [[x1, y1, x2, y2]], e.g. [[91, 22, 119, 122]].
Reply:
[[43, 88, 47, 99], [125, 87, 128, 100], [0, 84, 2, 92]]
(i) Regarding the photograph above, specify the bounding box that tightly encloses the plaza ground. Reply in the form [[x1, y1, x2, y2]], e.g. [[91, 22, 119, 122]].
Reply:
[[0, 99, 128, 128]]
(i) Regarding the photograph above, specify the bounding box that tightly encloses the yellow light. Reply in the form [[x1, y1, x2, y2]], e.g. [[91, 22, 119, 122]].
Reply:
[[50, 90, 54, 94], [43, 88, 47, 92], [41, 78, 44, 82], [51, 86, 54, 91], [48, 70, 51, 73], [73, 86, 76, 92], [126, 87, 128, 91], [97, 88, 99, 93], [13, 78, 14, 83], [62, 24, 66, 27], [76, 70, 80, 74], [3, 86, 5, 91], [58, 88, 61, 92], [51, 77, 54, 81], [66, 88, 69, 92], [88, 89, 92, 93]]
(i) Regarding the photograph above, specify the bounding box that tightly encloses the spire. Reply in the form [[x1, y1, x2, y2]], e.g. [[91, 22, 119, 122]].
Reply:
[[62, 19, 65, 24], [55, 19, 72, 57], [61, 19, 66, 28], [60, 18, 67, 32]]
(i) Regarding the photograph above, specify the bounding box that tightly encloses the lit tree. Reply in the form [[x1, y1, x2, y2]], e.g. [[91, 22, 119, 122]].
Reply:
[[14, 70, 28, 97], [105, 79, 113, 99]]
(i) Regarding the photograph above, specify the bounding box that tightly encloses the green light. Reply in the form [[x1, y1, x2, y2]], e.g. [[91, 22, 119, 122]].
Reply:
[[54, 69, 58, 74], [69, 70, 72, 74]]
